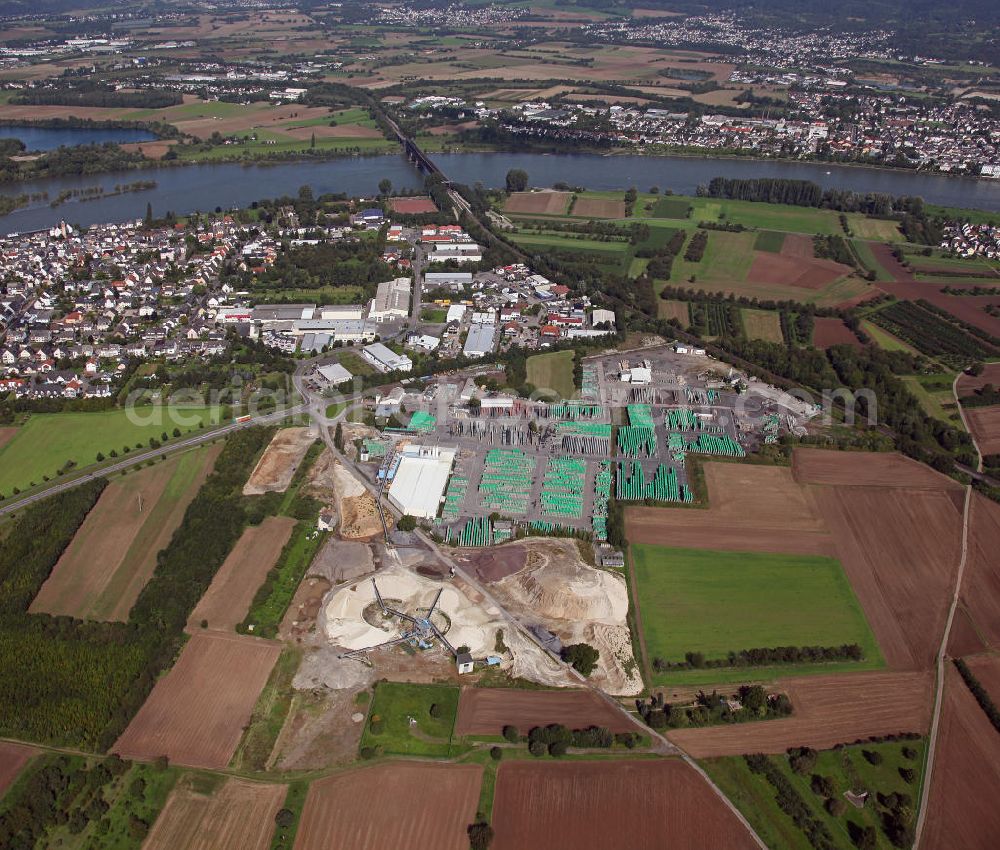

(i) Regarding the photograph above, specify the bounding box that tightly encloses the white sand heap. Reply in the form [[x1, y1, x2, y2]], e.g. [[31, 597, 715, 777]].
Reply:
[[324, 566, 498, 658]]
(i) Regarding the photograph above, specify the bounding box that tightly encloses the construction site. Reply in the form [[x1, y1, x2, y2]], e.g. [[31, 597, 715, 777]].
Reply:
[[350, 344, 815, 548]]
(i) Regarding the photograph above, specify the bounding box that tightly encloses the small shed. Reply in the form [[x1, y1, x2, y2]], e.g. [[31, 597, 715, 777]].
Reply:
[[456, 652, 474, 674]]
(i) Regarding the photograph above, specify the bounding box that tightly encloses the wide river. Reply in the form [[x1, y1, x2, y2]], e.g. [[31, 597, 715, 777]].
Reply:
[[3, 150, 1000, 233]]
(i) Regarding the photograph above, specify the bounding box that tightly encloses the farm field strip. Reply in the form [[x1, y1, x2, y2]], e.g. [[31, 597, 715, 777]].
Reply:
[[454, 687, 642, 736], [114, 631, 281, 769], [29, 444, 221, 622], [295, 762, 482, 850]]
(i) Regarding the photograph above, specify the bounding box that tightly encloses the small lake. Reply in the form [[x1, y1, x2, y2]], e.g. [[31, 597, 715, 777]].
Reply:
[[2, 151, 1000, 234], [0, 125, 157, 152]]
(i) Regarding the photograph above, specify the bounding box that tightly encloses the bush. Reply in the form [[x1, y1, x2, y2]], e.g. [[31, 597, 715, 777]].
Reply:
[[490, 746, 503, 761], [826, 797, 848, 817], [899, 767, 916, 784], [810, 774, 835, 798], [787, 746, 818, 775], [528, 740, 547, 757], [561, 643, 599, 676], [502, 724, 519, 743], [862, 749, 883, 766], [275, 808, 294, 828], [468, 821, 494, 850], [548, 739, 568, 757], [429, 703, 443, 719], [359, 745, 381, 760], [397, 514, 417, 532]]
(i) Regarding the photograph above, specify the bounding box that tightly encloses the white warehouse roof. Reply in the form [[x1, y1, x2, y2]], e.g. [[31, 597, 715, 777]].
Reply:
[[387, 446, 457, 519]]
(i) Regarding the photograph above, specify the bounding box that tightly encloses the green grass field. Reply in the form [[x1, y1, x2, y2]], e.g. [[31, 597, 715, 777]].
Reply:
[[861, 320, 919, 354], [845, 215, 902, 242], [901, 376, 962, 426], [754, 230, 787, 253], [850, 240, 895, 281], [631, 544, 883, 685], [421, 307, 448, 323], [651, 197, 692, 219], [669, 230, 757, 286], [0, 406, 221, 498], [526, 350, 577, 399], [704, 738, 927, 850], [742, 308, 784, 342], [360, 681, 463, 757]]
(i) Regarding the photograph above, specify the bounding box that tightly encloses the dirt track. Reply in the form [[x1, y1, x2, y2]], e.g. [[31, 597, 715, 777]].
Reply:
[[491, 760, 759, 850], [922, 665, 1000, 850], [667, 670, 932, 757], [295, 762, 482, 850], [187, 515, 296, 632], [114, 631, 280, 769], [454, 687, 643, 736]]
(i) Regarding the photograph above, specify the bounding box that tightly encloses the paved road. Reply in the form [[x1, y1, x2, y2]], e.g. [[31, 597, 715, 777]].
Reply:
[[0, 403, 307, 518]]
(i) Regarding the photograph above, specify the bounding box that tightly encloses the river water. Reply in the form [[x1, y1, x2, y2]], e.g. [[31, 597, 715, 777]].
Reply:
[[2, 150, 999, 234], [0, 125, 157, 152]]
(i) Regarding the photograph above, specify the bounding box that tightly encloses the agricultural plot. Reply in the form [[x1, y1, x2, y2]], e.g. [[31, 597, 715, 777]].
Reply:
[[29, 444, 221, 622], [454, 688, 642, 737], [688, 300, 742, 337], [571, 196, 626, 218], [705, 738, 927, 850], [114, 632, 281, 769], [492, 760, 759, 850], [390, 196, 437, 214], [650, 197, 692, 219], [0, 405, 220, 498], [901, 376, 959, 424], [671, 670, 932, 756], [868, 301, 999, 366], [504, 191, 572, 215], [187, 516, 296, 632], [361, 681, 461, 757], [631, 544, 882, 684], [849, 239, 896, 281], [922, 665, 1000, 850], [958, 493, 1000, 649], [510, 232, 630, 272], [754, 230, 787, 252], [295, 763, 482, 850], [740, 307, 784, 343], [658, 298, 690, 324], [143, 776, 284, 850], [526, 350, 576, 399], [845, 215, 903, 242], [0, 741, 36, 797], [964, 406, 1000, 454], [812, 317, 862, 349], [792, 447, 962, 490]]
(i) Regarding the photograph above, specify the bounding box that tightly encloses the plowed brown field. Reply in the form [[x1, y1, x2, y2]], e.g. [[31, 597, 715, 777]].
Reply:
[[492, 760, 759, 850], [811, 485, 962, 670], [922, 665, 1000, 850], [792, 448, 962, 490], [964, 406, 1000, 454], [571, 197, 625, 218], [812, 317, 862, 348], [114, 632, 280, 769], [667, 671, 932, 757], [143, 777, 284, 850], [29, 444, 220, 621], [957, 362, 1000, 394], [626, 462, 833, 555], [947, 607, 987, 656], [959, 493, 1000, 648], [0, 741, 37, 796], [454, 687, 642, 736], [504, 192, 571, 215], [187, 515, 296, 632], [295, 762, 482, 850], [965, 654, 1000, 705], [747, 251, 851, 290]]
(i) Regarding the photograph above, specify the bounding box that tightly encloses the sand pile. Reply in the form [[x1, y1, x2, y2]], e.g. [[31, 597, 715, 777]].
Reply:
[[492, 540, 642, 696], [324, 566, 498, 658]]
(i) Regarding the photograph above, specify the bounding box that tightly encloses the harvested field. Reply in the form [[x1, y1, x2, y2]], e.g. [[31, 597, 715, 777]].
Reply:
[[143, 777, 284, 850], [922, 665, 1000, 850], [658, 298, 690, 323], [792, 447, 962, 490], [390, 196, 437, 214], [668, 670, 932, 756], [810, 484, 962, 670], [958, 493, 1000, 649], [966, 654, 1000, 704], [812, 316, 862, 348], [746, 250, 851, 290], [29, 444, 220, 622], [964, 405, 1000, 455], [187, 516, 296, 632], [0, 741, 37, 797], [741, 308, 783, 342], [455, 687, 642, 736], [948, 607, 987, 656], [243, 427, 315, 495], [114, 631, 280, 769], [295, 762, 482, 850], [504, 191, 571, 215], [626, 462, 833, 556], [492, 760, 759, 850], [571, 197, 626, 218]]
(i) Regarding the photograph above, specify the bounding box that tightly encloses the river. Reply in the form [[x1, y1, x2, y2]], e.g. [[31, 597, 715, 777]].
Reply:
[[0, 125, 157, 152], [2, 150, 999, 234]]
